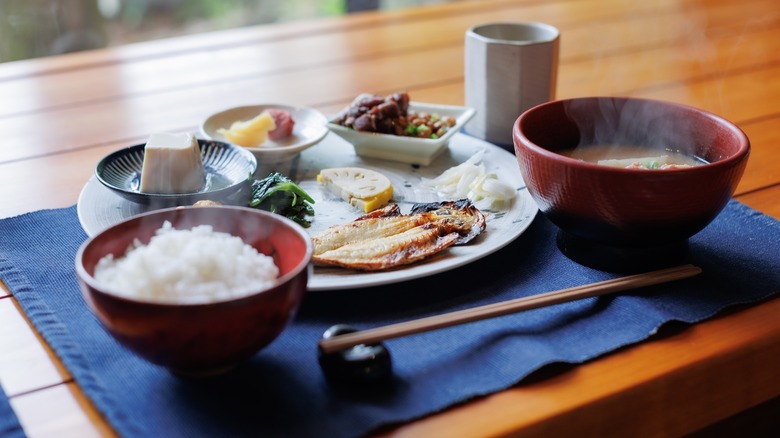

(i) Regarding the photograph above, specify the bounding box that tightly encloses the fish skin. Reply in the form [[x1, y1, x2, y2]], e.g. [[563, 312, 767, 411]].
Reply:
[[354, 203, 401, 220], [410, 199, 486, 244], [313, 225, 459, 271]]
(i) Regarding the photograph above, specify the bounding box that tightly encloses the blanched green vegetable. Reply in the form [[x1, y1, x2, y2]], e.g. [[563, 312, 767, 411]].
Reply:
[[248, 173, 315, 227]]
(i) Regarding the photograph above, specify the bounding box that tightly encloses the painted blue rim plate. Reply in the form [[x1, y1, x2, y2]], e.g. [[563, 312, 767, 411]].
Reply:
[[95, 139, 257, 206]]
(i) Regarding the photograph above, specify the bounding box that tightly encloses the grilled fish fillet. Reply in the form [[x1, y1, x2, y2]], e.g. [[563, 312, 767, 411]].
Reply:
[[313, 224, 459, 270], [312, 199, 486, 271], [312, 213, 435, 256]]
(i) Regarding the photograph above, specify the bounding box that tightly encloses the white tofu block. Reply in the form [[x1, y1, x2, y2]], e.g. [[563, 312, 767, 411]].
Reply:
[[139, 133, 206, 194]]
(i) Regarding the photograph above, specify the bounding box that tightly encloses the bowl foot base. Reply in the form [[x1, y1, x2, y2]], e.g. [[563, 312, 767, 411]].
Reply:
[[556, 231, 689, 273]]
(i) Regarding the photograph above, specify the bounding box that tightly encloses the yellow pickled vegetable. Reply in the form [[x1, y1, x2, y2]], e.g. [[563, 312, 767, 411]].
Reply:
[[217, 112, 277, 147]]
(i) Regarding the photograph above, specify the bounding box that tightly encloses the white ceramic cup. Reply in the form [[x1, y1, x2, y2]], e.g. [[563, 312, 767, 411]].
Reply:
[[464, 22, 560, 149]]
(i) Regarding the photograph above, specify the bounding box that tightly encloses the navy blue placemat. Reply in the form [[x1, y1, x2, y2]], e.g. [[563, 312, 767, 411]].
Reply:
[[0, 382, 25, 438], [1, 200, 779, 437]]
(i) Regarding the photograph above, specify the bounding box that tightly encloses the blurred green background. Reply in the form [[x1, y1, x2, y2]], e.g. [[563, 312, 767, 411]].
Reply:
[[0, 0, 456, 63]]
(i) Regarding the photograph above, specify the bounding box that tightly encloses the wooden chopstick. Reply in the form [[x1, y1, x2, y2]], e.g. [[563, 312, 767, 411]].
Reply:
[[318, 264, 702, 353]]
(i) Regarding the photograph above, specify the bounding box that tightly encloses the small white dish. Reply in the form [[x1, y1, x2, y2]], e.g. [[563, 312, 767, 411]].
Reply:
[[201, 104, 329, 165], [327, 102, 476, 166]]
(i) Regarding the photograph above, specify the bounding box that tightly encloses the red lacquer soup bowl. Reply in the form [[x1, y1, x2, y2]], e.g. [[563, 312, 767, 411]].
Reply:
[[513, 97, 749, 272]]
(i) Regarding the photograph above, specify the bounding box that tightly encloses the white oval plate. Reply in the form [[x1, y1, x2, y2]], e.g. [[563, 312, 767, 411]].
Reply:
[[201, 104, 328, 164], [78, 133, 538, 291]]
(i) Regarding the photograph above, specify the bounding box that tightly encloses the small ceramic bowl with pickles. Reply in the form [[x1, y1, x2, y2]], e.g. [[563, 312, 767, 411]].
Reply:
[[201, 104, 329, 166]]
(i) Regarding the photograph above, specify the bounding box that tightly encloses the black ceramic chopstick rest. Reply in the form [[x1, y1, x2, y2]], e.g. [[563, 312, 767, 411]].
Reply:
[[318, 324, 393, 385]]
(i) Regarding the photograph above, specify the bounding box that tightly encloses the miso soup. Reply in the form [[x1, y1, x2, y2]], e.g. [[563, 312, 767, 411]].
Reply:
[[558, 144, 706, 170]]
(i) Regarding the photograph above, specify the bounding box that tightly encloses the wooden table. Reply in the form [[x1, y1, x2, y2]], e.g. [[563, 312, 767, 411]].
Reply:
[[2, 0, 779, 436]]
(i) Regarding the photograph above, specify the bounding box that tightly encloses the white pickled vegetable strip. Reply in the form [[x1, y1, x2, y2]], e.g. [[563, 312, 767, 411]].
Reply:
[[480, 176, 515, 200], [423, 148, 516, 209]]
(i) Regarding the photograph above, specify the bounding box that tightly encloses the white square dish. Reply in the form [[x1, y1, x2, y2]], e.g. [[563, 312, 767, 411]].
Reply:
[[327, 102, 475, 166]]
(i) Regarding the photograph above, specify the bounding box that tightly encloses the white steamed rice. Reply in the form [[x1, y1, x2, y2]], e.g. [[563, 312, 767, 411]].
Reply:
[[94, 221, 279, 304]]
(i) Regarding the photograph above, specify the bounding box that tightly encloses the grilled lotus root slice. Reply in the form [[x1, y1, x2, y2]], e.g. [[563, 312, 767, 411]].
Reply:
[[317, 167, 394, 213]]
